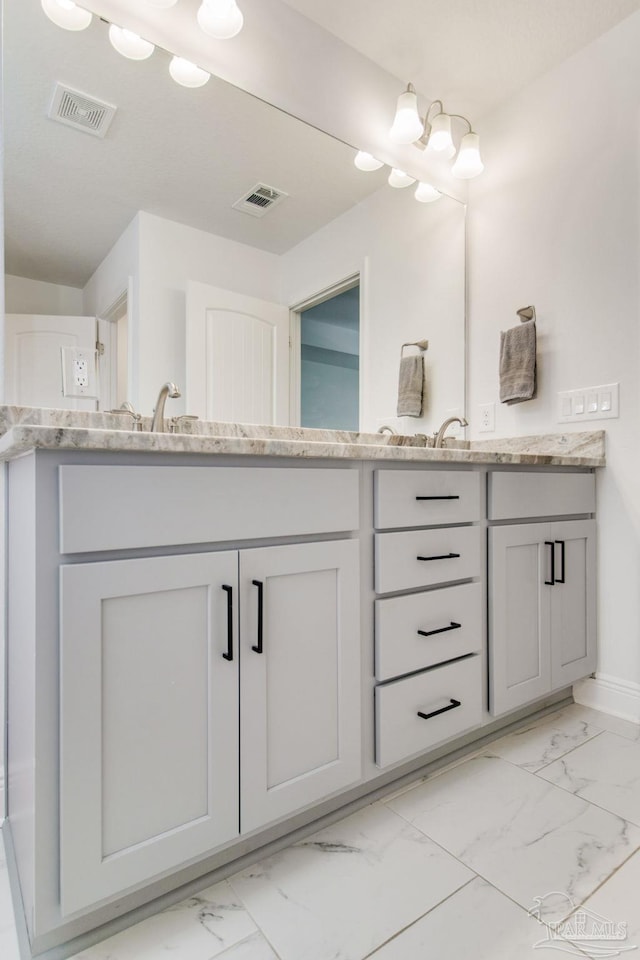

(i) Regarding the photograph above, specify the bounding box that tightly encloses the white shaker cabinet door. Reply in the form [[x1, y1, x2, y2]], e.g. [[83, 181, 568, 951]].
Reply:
[[239, 539, 362, 834], [60, 552, 239, 916], [489, 523, 552, 716]]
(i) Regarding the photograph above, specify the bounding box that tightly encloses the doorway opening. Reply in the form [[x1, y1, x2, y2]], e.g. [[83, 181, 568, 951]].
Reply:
[[97, 289, 129, 411], [292, 280, 360, 431]]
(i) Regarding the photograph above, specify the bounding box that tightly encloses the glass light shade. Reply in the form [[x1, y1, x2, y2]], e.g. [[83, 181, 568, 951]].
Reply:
[[144, 0, 178, 6], [452, 132, 484, 179], [41, 0, 92, 31], [169, 57, 210, 88], [415, 182, 442, 203], [427, 113, 455, 157], [108, 25, 155, 60], [389, 88, 424, 145], [197, 0, 244, 39], [388, 168, 416, 189], [354, 151, 384, 172]]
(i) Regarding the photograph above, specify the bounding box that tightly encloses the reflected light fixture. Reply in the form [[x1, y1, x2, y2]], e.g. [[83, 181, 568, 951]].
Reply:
[[169, 57, 210, 88], [415, 182, 442, 203], [41, 0, 92, 31], [354, 151, 384, 172], [389, 83, 424, 145], [388, 168, 416, 189], [109, 24, 155, 59], [197, 0, 244, 39]]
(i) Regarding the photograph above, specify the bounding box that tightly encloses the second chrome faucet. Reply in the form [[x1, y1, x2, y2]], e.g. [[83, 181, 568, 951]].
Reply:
[[151, 382, 181, 432]]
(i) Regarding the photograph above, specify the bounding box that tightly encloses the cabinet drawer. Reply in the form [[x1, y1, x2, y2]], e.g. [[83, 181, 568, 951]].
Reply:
[[489, 471, 595, 520], [375, 582, 482, 681], [59, 465, 359, 553], [375, 526, 481, 593], [375, 655, 482, 767], [375, 469, 482, 529]]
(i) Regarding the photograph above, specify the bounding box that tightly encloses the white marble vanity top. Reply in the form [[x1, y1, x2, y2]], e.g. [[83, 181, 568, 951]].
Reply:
[[0, 406, 605, 467]]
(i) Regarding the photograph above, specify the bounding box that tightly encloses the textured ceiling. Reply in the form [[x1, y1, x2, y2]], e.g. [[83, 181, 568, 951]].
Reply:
[[282, 0, 640, 119]]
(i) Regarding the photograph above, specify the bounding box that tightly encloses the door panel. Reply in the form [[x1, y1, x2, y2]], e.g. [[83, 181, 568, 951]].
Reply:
[[550, 519, 597, 687], [239, 540, 361, 833], [4, 313, 97, 409], [60, 552, 239, 916]]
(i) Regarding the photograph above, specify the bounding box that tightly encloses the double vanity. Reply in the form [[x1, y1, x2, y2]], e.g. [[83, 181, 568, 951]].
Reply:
[[0, 406, 604, 959]]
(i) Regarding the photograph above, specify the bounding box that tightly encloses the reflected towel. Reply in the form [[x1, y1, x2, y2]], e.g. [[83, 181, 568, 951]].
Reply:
[[397, 355, 425, 417], [499, 321, 537, 404]]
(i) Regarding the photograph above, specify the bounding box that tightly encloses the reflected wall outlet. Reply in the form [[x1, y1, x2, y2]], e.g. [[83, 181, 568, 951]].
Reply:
[[61, 347, 99, 398], [479, 402, 496, 432]]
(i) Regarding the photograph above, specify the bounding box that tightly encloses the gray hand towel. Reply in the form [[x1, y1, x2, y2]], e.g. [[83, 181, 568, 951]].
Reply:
[[499, 321, 537, 404], [397, 355, 425, 417]]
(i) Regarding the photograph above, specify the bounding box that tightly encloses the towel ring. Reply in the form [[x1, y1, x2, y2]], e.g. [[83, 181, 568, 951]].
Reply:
[[517, 305, 536, 323], [401, 339, 429, 356]]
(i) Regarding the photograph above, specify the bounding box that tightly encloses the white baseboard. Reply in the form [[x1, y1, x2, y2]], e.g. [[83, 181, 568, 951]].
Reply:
[[574, 673, 640, 723]]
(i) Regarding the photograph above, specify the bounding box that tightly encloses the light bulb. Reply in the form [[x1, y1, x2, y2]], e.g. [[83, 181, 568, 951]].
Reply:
[[108, 25, 155, 60], [427, 113, 455, 157], [197, 0, 244, 39], [169, 57, 210, 88], [415, 182, 442, 203], [354, 151, 384, 172], [144, 0, 178, 6], [41, 0, 92, 31], [388, 168, 415, 189], [452, 132, 484, 179], [388, 85, 424, 145]]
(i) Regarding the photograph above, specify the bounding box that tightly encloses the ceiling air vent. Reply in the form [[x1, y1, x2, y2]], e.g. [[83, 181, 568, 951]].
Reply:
[[48, 83, 117, 139], [232, 183, 288, 218]]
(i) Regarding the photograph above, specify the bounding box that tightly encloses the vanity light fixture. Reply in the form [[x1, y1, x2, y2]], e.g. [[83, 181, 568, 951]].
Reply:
[[108, 24, 155, 60], [197, 0, 244, 40], [414, 181, 442, 203], [388, 168, 416, 189], [389, 83, 484, 179], [169, 56, 210, 88], [354, 151, 384, 172], [41, 0, 92, 31]]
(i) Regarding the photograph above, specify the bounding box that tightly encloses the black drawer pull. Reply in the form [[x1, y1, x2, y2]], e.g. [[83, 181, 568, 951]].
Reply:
[[252, 579, 264, 653], [417, 621, 462, 638], [544, 541, 555, 586], [221, 584, 233, 661], [417, 698, 461, 721], [417, 553, 461, 562], [415, 495, 460, 501], [555, 540, 566, 583]]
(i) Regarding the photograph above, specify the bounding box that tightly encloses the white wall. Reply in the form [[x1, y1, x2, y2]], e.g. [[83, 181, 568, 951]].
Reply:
[[135, 212, 282, 416], [5, 275, 84, 316], [468, 11, 640, 708], [281, 185, 466, 435]]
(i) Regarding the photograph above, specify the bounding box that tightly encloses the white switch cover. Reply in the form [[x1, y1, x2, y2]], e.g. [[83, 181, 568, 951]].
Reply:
[[558, 383, 619, 422], [61, 347, 99, 398], [478, 402, 495, 432]]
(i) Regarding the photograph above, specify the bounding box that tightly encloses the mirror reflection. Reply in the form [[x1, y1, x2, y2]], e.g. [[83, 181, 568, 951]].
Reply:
[[3, 0, 466, 434]]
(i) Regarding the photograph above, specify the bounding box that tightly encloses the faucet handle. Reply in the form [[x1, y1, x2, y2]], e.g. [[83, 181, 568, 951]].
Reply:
[[169, 414, 199, 434]]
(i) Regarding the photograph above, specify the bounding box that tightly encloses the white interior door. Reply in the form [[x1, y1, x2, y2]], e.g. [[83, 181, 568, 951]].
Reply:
[[186, 281, 289, 424], [4, 313, 97, 409]]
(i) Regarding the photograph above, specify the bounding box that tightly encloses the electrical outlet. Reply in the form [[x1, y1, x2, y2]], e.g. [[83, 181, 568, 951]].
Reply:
[[61, 347, 99, 399], [479, 402, 495, 432]]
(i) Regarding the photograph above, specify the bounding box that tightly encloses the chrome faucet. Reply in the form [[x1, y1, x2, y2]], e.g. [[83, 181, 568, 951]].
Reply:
[[377, 424, 398, 435], [151, 382, 181, 432], [433, 416, 469, 448]]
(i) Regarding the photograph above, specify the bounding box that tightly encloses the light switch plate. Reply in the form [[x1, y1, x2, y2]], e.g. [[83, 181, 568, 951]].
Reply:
[[558, 383, 619, 422], [61, 346, 99, 398]]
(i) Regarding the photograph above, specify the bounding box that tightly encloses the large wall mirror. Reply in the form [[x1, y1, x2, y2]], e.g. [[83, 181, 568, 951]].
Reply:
[[3, 0, 466, 434]]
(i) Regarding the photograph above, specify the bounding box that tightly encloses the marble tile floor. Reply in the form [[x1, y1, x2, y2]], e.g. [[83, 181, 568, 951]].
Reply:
[[2, 701, 640, 960]]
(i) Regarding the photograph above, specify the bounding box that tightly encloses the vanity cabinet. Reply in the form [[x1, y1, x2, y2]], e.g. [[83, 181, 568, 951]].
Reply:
[[488, 472, 596, 717], [59, 537, 360, 916]]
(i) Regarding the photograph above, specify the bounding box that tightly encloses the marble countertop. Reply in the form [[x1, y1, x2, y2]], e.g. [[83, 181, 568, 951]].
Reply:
[[0, 406, 606, 467]]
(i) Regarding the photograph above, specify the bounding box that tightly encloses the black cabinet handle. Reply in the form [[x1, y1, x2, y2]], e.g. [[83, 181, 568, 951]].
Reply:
[[252, 579, 264, 653], [544, 541, 555, 585], [417, 621, 462, 638], [555, 540, 566, 584], [415, 495, 460, 501], [221, 584, 233, 661], [417, 553, 461, 562], [417, 698, 461, 721]]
